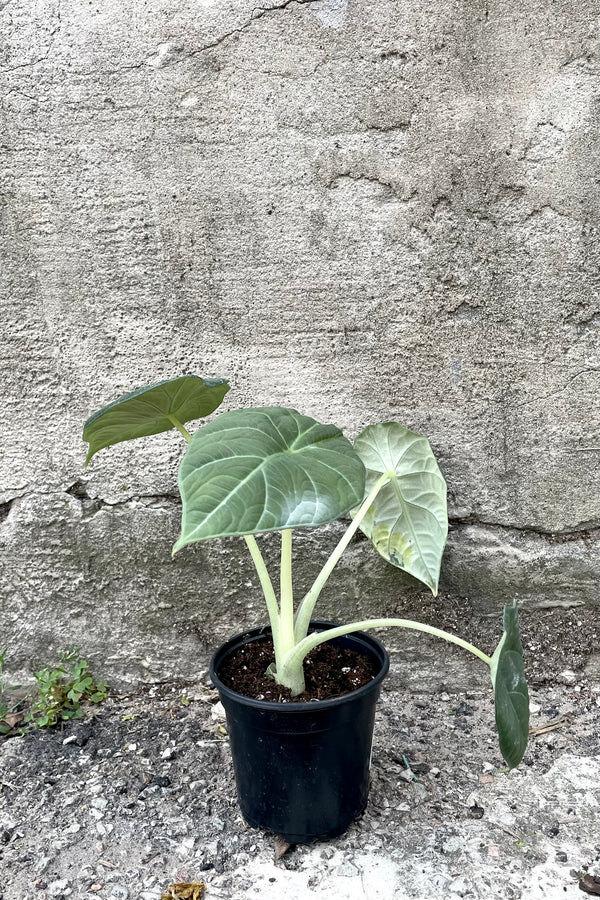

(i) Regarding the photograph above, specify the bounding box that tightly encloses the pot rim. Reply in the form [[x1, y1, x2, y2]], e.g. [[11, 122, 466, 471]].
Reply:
[[209, 620, 390, 713]]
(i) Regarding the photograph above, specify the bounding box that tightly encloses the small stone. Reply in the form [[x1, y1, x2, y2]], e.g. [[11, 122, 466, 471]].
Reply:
[[110, 886, 129, 899], [336, 860, 359, 877], [62, 735, 78, 745], [398, 769, 415, 783], [76, 724, 94, 746], [160, 747, 175, 760], [64, 823, 81, 835], [48, 879, 72, 897], [153, 775, 171, 788], [558, 670, 577, 686], [556, 851, 568, 862], [175, 837, 196, 857], [211, 702, 226, 721], [36, 855, 52, 874], [92, 797, 108, 811]]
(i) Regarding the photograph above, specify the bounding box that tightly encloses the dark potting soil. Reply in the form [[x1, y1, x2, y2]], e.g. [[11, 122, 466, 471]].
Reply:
[[218, 637, 379, 703]]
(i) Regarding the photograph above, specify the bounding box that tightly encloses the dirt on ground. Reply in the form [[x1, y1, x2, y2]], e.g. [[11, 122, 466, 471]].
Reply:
[[1, 605, 599, 900]]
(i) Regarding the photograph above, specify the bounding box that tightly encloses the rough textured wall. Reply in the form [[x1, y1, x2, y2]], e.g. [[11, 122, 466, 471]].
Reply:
[[1, 0, 599, 684]]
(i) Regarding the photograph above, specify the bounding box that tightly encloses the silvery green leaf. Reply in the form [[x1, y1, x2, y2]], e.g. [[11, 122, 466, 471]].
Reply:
[[173, 407, 365, 549], [83, 375, 229, 464], [353, 422, 447, 594]]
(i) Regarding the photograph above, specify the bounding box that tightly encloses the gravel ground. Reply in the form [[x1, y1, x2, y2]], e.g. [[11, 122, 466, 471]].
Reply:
[[1, 645, 599, 900]]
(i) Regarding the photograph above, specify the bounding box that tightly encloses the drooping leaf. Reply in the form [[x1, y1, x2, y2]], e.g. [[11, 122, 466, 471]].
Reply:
[[83, 375, 229, 465], [353, 422, 448, 594], [173, 407, 365, 549], [489, 602, 529, 769]]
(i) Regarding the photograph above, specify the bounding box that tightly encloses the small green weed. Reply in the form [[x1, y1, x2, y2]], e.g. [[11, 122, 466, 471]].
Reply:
[[26, 647, 108, 728]]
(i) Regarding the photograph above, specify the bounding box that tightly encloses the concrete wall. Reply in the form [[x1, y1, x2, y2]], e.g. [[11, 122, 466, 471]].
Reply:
[[1, 0, 599, 684]]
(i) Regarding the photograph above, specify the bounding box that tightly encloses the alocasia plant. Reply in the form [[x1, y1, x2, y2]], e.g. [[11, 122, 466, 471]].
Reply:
[[84, 375, 529, 769]]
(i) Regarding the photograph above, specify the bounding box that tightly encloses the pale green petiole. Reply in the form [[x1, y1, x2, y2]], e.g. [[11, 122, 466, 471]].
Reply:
[[279, 529, 295, 657], [168, 414, 192, 443], [243, 535, 282, 659], [294, 472, 390, 643], [280, 619, 492, 697]]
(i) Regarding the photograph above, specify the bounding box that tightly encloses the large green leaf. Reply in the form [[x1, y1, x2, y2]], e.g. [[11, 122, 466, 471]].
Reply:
[[83, 375, 229, 465], [173, 407, 365, 550], [353, 422, 448, 594], [490, 602, 529, 769]]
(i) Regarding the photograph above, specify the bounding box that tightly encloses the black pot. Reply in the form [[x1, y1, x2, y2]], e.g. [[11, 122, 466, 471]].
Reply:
[[209, 621, 390, 843]]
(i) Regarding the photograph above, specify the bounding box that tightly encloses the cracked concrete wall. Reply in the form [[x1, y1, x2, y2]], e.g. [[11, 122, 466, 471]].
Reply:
[[1, 0, 599, 684]]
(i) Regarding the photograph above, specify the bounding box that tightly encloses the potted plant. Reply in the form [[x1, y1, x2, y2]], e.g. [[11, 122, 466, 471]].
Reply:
[[83, 375, 529, 842]]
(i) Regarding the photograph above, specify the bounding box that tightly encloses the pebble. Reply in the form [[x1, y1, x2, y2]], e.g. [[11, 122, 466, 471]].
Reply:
[[176, 837, 196, 857], [211, 702, 226, 720], [449, 875, 469, 894], [48, 879, 72, 897], [398, 769, 416, 783], [336, 860, 359, 877], [558, 670, 577, 686], [110, 886, 129, 899]]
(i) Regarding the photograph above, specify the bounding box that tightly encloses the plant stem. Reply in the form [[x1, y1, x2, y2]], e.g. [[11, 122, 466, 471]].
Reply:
[[294, 473, 390, 642], [280, 619, 492, 695], [168, 414, 192, 443], [279, 530, 295, 660], [243, 535, 281, 656]]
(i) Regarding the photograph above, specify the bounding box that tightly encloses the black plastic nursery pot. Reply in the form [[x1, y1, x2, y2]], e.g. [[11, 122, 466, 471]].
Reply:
[[209, 621, 390, 844]]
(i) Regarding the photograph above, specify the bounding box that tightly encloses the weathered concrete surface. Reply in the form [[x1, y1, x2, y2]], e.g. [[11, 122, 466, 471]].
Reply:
[[1, 0, 599, 681]]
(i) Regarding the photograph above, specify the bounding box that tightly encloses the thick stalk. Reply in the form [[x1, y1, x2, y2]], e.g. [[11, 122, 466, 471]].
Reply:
[[243, 535, 281, 657], [279, 618, 492, 696], [168, 414, 192, 443], [278, 530, 295, 661], [294, 473, 390, 642]]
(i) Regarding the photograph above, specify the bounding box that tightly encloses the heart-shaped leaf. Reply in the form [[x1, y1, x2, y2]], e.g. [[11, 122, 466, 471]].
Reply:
[[353, 422, 448, 594], [83, 375, 229, 465], [173, 407, 365, 550], [489, 602, 529, 769]]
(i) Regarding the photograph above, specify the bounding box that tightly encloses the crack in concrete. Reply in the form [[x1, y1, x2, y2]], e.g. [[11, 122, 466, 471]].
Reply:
[[69, 0, 315, 80], [481, 369, 600, 409], [187, 0, 313, 57], [449, 517, 600, 540], [3, 489, 597, 542], [0, 0, 61, 75]]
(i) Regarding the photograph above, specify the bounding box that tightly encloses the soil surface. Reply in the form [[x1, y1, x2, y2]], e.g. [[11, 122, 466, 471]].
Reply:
[[1, 606, 599, 900], [217, 639, 379, 702]]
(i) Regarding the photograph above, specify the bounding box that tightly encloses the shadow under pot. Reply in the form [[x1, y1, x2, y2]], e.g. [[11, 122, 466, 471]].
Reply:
[[209, 621, 390, 844]]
